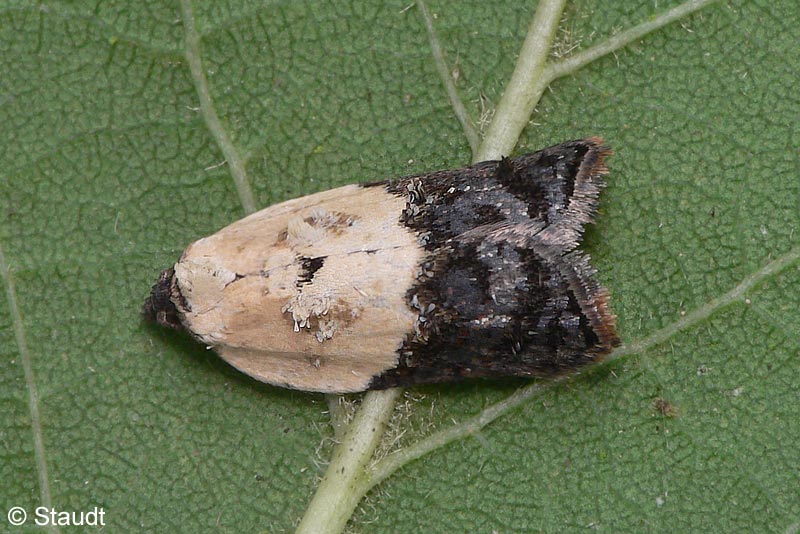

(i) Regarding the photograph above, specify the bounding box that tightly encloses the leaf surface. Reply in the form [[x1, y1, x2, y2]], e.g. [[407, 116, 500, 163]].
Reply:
[[0, 1, 797, 532]]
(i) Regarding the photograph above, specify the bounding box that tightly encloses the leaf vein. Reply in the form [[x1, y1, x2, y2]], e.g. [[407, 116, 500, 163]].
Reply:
[[0, 242, 57, 534], [416, 0, 480, 156], [179, 0, 257, 215]]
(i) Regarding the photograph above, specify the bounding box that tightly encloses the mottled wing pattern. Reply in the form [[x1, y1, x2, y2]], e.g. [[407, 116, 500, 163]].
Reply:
[[370, 139, 618, 388], [145, 139, 619, 393]]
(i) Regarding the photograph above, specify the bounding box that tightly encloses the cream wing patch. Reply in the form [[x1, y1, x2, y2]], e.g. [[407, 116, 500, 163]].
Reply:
[[172, 184, 423, 393]]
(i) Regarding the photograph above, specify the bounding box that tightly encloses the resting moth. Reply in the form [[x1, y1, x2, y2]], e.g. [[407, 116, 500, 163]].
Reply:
[[144, 138, 619, 393]]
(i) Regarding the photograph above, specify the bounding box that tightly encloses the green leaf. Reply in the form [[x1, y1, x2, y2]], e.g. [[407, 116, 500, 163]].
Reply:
[[1, 1, 797, 533]]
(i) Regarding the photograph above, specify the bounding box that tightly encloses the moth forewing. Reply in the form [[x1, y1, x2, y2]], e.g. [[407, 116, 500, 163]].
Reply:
[[144, 139, 619, 393], [167, 184, 423, 392]]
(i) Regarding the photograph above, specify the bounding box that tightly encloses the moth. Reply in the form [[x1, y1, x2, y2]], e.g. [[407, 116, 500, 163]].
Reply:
[[144, 138, 619, 393]]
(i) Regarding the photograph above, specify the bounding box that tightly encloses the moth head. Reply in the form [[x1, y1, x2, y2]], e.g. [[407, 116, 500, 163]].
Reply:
[[142, 267, 184, 330]]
